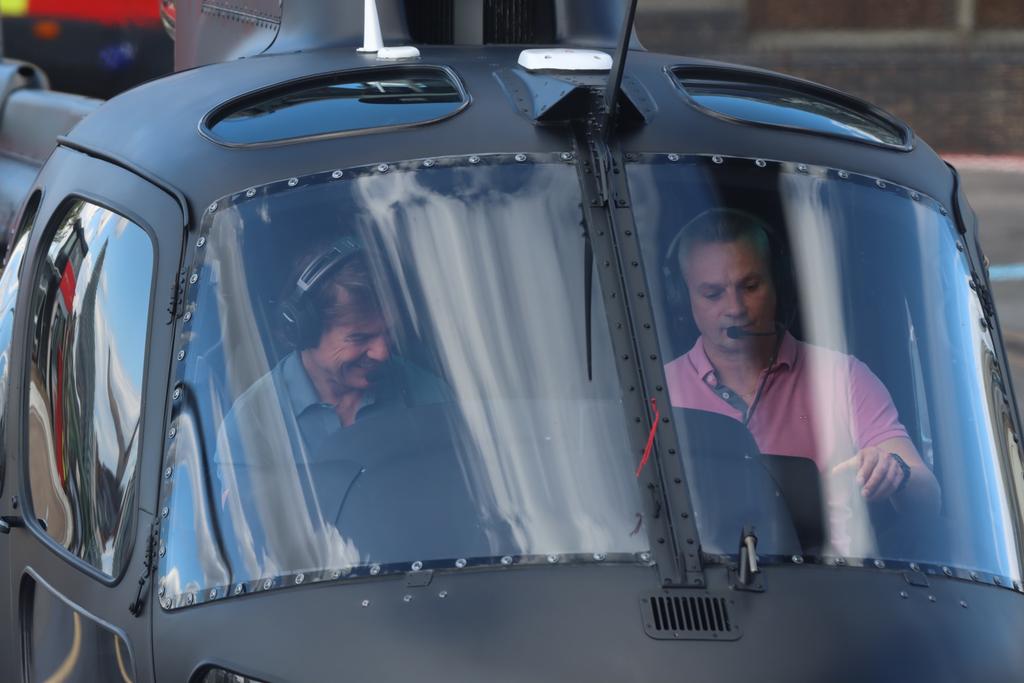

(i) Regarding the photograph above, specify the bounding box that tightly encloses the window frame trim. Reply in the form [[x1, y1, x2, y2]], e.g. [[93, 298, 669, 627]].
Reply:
[[16, 192, 161, 587]]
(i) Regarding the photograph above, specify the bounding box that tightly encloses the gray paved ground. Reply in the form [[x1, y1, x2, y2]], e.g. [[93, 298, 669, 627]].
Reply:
[[958, 165, 1024, 406]]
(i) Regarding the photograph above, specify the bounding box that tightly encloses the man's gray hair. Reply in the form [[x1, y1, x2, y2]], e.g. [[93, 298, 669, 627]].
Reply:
[[673, 208, 773, 280]]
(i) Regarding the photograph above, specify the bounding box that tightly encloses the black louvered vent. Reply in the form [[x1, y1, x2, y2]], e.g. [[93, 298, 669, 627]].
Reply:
[[640, 595, 742, 641], [484, 0, 555, 44], [407, 0, 455, 44]]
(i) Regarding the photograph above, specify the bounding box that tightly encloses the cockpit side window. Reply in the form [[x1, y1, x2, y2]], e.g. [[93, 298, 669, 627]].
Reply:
[[24, 200, 155, 578]]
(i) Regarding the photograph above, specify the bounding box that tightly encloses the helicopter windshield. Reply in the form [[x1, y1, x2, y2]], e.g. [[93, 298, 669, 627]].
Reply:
[[157, 155, 649, 607], [629, 155, 1024, 584]]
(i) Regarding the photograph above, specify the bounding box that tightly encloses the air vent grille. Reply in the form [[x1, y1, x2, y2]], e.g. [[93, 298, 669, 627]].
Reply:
[[641, 595, 741, 641], [484, 0, 555, 44], [407, 0, 454, 44]]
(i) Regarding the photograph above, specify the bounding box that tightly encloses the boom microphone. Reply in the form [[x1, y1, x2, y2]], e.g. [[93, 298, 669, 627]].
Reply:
[[726, 325, 779, 339]]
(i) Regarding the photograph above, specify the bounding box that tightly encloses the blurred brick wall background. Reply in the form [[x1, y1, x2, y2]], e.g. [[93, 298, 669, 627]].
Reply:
[[636, 0, 1024, 154]]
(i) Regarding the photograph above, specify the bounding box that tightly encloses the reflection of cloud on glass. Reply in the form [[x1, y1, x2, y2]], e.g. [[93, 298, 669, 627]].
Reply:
[[354, 167, 643, 555], [781, 173, 876, 557]]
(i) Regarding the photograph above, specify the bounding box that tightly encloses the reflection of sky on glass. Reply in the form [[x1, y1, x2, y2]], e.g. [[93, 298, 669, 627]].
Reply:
[[693, 94, 895, 144], [79, 207, 153, 383]]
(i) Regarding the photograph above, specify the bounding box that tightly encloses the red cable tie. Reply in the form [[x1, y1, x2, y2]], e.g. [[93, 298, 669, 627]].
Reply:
[[635, 397, 660, 477]]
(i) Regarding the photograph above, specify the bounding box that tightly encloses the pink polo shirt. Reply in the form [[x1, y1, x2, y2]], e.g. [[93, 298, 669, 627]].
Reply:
[[665, 333, 908, 471]]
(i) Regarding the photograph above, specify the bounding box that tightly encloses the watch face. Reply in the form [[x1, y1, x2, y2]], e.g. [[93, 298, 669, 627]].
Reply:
[[890, 453, 912, 492]]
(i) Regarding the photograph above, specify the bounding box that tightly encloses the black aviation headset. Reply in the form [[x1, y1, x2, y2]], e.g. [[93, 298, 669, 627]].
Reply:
[[280, 234, 365, 350]]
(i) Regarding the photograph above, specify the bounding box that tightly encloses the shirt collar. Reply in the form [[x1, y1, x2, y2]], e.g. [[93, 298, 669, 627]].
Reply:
[[279, 351, 324, 416], [687, 331, 799, 386]]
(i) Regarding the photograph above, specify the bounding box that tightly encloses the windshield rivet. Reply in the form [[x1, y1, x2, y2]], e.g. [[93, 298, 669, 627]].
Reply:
[[403, 594, 413, 603], [910, 562, 921, 572], [189, 273, 199, 285], [177, 350, 186, 361], [876, 179, 887, 189], [711, 155, 723, 164], [332, 170, 344, 179], [911, 192, 921, 201], [899, 591, 909, 599], [159, 545, 166, 558], [422, 159, 435, 168], [370, 564, 382, 575], [411, 561, 423, 572], [438, 591, 448, 599], [546, 554, 559, 564], [797, 164, 809, 173], [294, 573, 305, 585], [874, 559, 886, 569], [943, 566, 953, 576], [246, 188, 256, 198], [209, 589, 217, 600], [468, 156, 481, 165], [183, 311, 192, 322], [331, 570, 342, 580], [940, 207, 948, 215], [158, 586, 166, 597], [956, 241, 965, 252], [167, 427, 176, 440], [454, 558, 467, 569], [164, 466, 173, 479], [960, 600, 968, 608], [208, 202, 218, 213], [377, 164, 390, 173], [994, 576, 1003, 586], [263, 579, 273, 590], [187, 593, 195, 605], [928, 595, 937, 602], [287, 178, 299, 187], [969, 280, 977, 290], [172, 387, 182, 401], [970, 571, 980, 581], [196, 236, 206, 249], [160, 507, 169, 519], [838, 170, 849, 179], [754, 158, 766, 168], [834, 557, 846, 566], [791, 555, 804, 564], [362, 599, 370, 607], [639, 552, 652, 563], [514, 153, 528, 163], [234, 583, 245, 595], [668, 153, 680, 162], [593, 553, 606, 562], [500, 555, 514, 566], [561, 152, 574, 162]]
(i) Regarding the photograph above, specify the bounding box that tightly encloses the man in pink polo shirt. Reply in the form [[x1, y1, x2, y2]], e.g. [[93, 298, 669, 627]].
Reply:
[[663, 209, 940, 550]]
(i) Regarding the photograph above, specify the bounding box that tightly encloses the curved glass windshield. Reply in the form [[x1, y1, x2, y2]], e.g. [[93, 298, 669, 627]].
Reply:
[[158, 156, 647, 608], [629, 155, 1024, 585]]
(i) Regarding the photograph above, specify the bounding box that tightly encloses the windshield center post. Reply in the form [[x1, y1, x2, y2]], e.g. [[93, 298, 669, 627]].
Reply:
[[571, 115, 705, 589]]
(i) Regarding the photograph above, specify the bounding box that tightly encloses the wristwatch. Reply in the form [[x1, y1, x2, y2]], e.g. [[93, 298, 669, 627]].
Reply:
[[890, 452, 912, 494]]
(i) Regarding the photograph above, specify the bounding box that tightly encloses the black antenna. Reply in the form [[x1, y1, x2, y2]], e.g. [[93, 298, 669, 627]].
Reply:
[[602, 0, 639, 139]]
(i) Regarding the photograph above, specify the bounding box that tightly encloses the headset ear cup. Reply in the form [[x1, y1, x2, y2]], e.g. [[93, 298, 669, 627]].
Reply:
[[281, 297, 321, 350]]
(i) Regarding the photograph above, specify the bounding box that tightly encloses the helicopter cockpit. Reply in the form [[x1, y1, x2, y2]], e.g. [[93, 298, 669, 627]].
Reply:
[[152, 146, 1023, 611]]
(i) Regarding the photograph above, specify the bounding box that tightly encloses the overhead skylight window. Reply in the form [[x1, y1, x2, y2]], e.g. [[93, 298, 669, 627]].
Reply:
[[672, 66, 912, 150], [203, 66, 468, 146]]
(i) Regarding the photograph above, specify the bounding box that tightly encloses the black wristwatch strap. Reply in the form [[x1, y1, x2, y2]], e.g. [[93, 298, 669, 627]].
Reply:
[[890, 452, 912, 494]]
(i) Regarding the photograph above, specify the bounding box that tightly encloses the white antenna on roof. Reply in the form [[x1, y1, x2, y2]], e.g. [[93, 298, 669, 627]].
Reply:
[[358, 0, 420, 60], [357, 0, 384, 53]]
